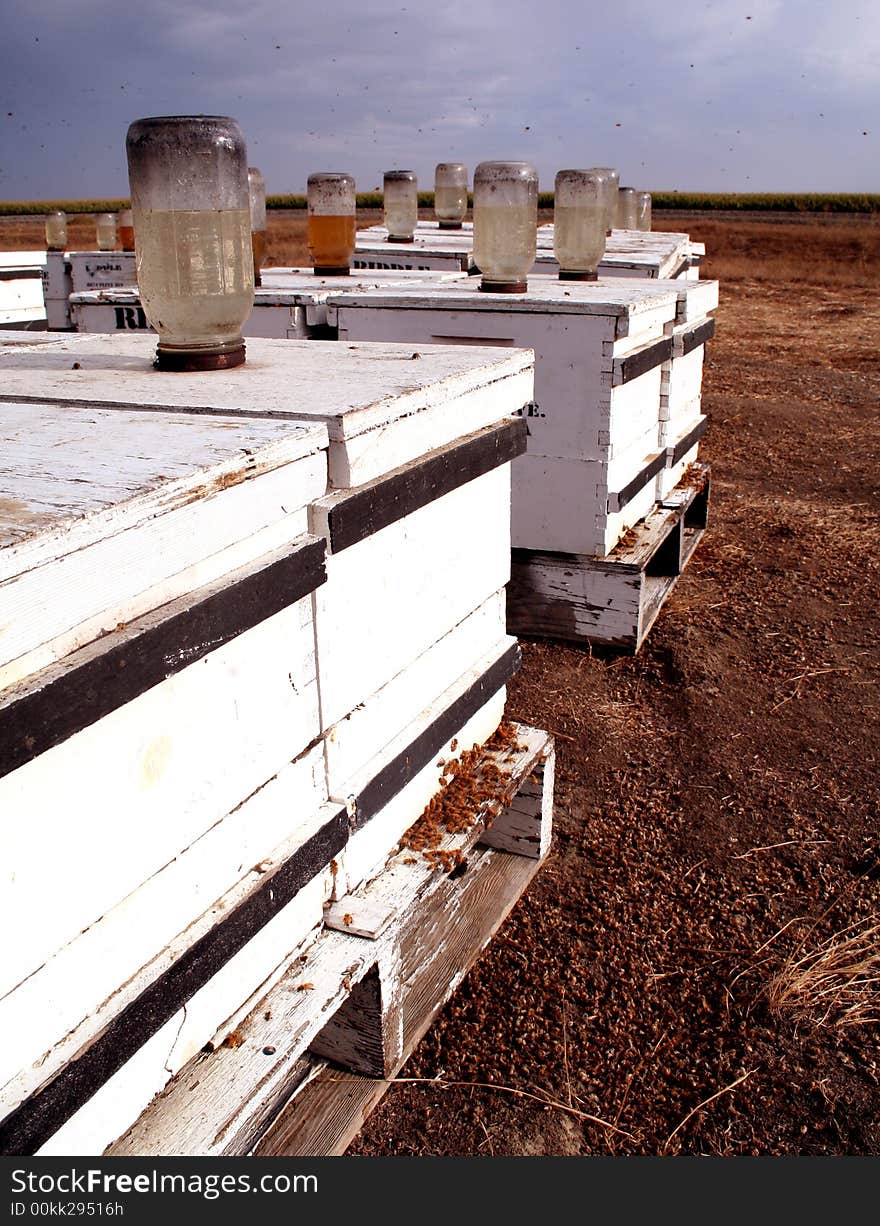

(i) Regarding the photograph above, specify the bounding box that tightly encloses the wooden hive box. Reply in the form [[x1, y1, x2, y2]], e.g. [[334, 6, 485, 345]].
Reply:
[[0, 252, 46, 330], [357, 224, 697, 280], [536, 225, 703, 280], [655, 278, 719, 498], [326, 276, 679, 557], [69, 267, 467, 341], [0, 401, 335, 1156], [42, 251, 138, 330], [0, 335, 534, 1153]]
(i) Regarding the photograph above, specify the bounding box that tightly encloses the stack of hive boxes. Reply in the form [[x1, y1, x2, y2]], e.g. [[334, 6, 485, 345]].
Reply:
[[355, 221, 701, 280], [655, 278, 718, 498], [42, 250, 137, 330], [326, 277, 680, 557], [0, 332, 533, 1154], [69, 267, 468, 340]]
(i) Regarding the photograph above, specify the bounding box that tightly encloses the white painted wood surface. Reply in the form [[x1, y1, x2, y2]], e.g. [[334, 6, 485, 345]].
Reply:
[[0, 400, 327, 688], [41, 253, 72, 330], [69, 268, 467, 339], [315, 464, 510, 730], [36, 863, 333, 1157], [0, 277, 45, 327], [107, 722, 552, 1157], [357, 226, 693, 279], [332, 276, 716, 555], [352, 246, 471, 272], [0, 741, 328, 1115], [331, 281, 675, 553], [331, 721, 553, 938], [0, 583, 320, 999], [67, 251, 136, 292], [511, 449, 660, 556], [338, 685, 509, 898], [0, 332, 534, 488], [322, 588, 506, 791]]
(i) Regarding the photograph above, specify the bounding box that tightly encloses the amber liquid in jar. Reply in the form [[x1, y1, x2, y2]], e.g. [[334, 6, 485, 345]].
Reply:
[[307, 214, 356, 271], [119, 224, 136, 251], [134, 207, 254, 348]]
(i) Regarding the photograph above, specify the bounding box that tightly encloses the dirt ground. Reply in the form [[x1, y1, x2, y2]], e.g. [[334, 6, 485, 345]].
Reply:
[[348, 211, 879, 1156], [2, 208, 878, 1155]]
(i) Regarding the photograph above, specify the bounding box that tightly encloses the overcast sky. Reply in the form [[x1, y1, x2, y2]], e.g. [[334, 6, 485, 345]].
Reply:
[[1, 0, 877, 201]]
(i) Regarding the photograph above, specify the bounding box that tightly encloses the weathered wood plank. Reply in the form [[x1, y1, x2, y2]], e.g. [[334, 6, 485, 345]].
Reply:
[[507, 465, 711, 650], [105, 725, 552, 1157], [256, 848, 542, 1156], [311, 418, 526, 553], [1, 805, 347, 1156], [0, 535, 325, 780]]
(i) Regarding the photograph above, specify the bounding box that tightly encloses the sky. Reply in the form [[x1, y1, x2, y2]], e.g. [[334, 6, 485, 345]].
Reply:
[[0, 0, 877, 201]]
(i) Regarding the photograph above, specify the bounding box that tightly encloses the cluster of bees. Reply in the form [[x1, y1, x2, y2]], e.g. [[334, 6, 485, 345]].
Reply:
[[401, 720, 527, 866]]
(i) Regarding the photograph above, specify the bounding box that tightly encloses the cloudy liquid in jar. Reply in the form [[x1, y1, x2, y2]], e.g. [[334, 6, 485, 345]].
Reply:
[[384, 201, 417, 241], [133, 207, 253, 345], [473, 204, 535, 283], [554, 205, 606, 274], [307, 214, 356, 268], [435, 185, 467, 226]]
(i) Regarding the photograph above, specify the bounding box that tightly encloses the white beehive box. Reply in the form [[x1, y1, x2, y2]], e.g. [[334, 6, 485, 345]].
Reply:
[[68, 250, 137, 292], [42, 251, 138, 330], [0, 334, 533, 1155], [357, 225, 697, 280], [0, 401, 334, 1155], [353, 242, 472, 273], [0, 252, 46, 329], [535, 226, 700, 280], [654, 277, 718, 497], [327, 277, 679, 556], [69, 267, 467, 339], [41, 252, 73, 330]]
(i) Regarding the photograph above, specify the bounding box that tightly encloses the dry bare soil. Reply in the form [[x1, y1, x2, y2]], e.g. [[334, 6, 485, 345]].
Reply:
[[2, 209, 878, 1155], [352, 212, 880, 1156]]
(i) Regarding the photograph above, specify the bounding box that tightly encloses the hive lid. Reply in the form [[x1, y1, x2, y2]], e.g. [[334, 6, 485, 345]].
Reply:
[[0, 332, 533, 444], [327, 275, 680, 320], [0, 398, 329, 690], [69, 267, 467, 310], [0, 398, 327, 572]]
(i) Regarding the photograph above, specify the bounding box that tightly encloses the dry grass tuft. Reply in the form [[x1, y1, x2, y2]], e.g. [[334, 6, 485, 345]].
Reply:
[[764, 916, 880, 1030]]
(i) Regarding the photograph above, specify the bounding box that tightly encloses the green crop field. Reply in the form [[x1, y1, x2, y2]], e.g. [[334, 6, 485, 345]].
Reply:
[[1, 192, 878, 216]]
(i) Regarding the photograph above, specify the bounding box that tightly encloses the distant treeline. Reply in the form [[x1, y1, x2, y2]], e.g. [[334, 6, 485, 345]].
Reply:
[[2, 192, 879, 215]]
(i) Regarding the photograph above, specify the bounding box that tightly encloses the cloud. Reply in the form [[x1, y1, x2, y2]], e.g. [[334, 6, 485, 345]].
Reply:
[[1, 0, 878, 198]]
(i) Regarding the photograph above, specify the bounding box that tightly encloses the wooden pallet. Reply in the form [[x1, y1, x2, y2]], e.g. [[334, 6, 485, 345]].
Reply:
[[507, 463, 710, 652], [107, 722, 554, 1157]]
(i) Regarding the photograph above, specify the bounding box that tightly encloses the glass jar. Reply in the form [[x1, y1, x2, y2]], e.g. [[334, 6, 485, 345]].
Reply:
[[95, 212, 117, 251], [473, 161, 538, 293], [125, 115, 254, 370], [248, 167, 267, 286], [118, 208, 135, 251], [45, 210, 67, 251], [553, 169, 607, 280], [635, 190, 652, 232], [383, 170, 418, 242], [588, 167, 619, 235], [616, 186, 639, 230], [434, 162, 468, 229], [307, 172, 356, 274]]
